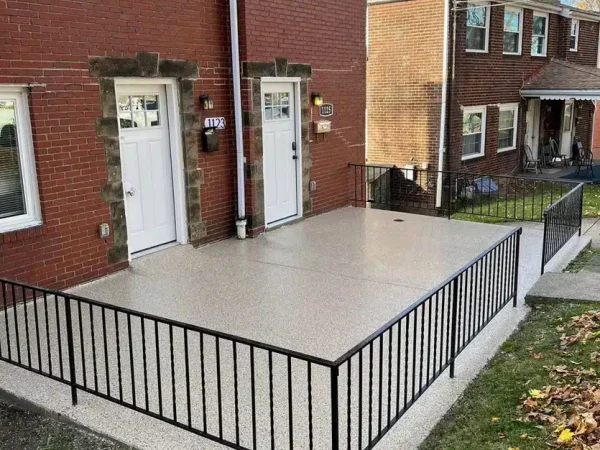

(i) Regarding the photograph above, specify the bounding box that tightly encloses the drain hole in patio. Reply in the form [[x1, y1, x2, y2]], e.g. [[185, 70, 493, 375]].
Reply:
[[393, 219, 404, 222]]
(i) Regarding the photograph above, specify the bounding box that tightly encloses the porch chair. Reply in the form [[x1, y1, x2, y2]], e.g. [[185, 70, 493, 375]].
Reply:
[[523, 145, 542, 174], [575, 140, 595, 178], [549, 138, 568, 167]]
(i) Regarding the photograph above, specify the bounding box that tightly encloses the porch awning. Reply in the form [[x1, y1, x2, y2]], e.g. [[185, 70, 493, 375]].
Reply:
[[521, 59, 600, 101]]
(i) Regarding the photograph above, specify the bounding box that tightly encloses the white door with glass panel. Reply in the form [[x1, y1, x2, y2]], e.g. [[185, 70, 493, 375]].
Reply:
[[561, 100, 575, 158], [118, 85, 176, 254], [262, 83, 298, 225]]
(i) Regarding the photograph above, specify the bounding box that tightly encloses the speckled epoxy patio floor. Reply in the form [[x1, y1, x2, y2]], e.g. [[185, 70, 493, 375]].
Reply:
[[0, 207, 588, 450], [69, 207, 521, 362]]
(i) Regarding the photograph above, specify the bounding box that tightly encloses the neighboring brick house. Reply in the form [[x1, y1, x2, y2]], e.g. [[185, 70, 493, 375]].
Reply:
[[0, 0, 366, 289], [367, 0, 600, 176]]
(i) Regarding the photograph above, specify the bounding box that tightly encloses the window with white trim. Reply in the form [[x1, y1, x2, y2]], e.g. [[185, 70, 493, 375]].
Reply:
[[462, 107, 487, 160], [0, 86, 41, 232], [503, 7, 523, 55], [498, 104, 519, 152], [531, 12, 548, 57], [570, 19, 579, 52], [466, 2, 490, 52]]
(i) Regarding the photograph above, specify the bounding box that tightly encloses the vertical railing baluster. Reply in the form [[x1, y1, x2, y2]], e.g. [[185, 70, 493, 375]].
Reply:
[[215, 336, 222, 437], [115, 311, 123, 402], [288, 355, 294, 450], [43, 292, 51, 374], [102, 308, 109, 397], [155, 320, 163, 417], [64, 296, 78, 405], [308, 361, 314, 450], [90, 304, 98, 392], [449, 278, 459, 379], [368, 341, 373, 444], [21, 286, 31, 367], [127, 314, 136, 406], [347, 359, 351, 450], [250, 345, 257, 449], [141, 318, 148, 410], [184, 329, 192, 428], [1, 281, 11, 361], [169, 324, 176, 422], [77, 301, 86, 388], [32, 289, 42, 371], [200, 333, 207, 432], [359, 349, 363, 450], [378, 335, 383, 434], [331, 366, 340, 450]]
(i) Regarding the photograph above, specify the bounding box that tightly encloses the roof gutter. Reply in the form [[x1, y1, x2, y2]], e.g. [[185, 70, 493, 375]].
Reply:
[[436, 0, 452, 207], [229, 0, 247, 239], [521, 89, 600, 100]]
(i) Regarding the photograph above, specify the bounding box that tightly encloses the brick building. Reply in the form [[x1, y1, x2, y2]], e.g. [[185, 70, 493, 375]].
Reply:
[[367, 0, 600, 176], [0, 0, 366, 289]]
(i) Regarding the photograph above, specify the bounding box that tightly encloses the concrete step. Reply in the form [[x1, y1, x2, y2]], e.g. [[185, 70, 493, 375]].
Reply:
[[526, 272, 600, 304]]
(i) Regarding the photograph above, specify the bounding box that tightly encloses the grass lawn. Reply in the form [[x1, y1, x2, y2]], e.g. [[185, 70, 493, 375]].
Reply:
[[452, 184, 600, 224], [563, 246, 600, 273], [419, 302, 600, 450]]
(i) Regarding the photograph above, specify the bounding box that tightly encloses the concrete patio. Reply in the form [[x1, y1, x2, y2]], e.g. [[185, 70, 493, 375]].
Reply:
[[0, 207, 590, 449]]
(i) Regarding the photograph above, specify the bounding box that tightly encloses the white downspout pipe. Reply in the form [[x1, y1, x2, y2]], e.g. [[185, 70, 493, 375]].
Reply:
[[230, 0, 247, 239], [436, 0, 451, 208]]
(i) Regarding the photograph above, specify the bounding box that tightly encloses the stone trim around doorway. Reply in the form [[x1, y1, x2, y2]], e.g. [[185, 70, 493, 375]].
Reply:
[[90, 52, 206, 264], [241, 58, 313, 234]]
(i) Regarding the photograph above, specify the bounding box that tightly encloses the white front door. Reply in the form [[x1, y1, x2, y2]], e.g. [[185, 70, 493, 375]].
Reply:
[[561, 100, 575, 158], [117, 85, 177, 254], [262, 82, 299, 225]]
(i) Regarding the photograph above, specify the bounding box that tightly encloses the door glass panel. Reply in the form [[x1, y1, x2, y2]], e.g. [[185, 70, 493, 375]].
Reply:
[[0, 99, 26, 218], [118, 94, 161, 129], [264, 92, 291, 121]]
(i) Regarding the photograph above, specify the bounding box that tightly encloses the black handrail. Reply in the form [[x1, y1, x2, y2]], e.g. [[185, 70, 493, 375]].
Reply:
[[348, 163, 579, 223], [0, 227, 523, 450], [541, 183, 584, 274]]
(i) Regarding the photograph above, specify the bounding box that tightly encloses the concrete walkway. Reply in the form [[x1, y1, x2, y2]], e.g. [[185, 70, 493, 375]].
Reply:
[[0, 208, 590, 450]]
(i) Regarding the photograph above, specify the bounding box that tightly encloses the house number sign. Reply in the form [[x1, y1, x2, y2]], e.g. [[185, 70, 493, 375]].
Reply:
[[319, 104, 334, 117], [204, 117, 226, 129]]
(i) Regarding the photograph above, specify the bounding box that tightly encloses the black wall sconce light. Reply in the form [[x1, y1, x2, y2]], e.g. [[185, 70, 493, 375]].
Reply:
[[311, 93, 324, 107], [200, 94, 214, 110]]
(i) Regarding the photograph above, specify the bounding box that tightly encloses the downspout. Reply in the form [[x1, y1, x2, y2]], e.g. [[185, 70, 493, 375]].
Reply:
[[436, 0, 452, 208], [230, 0, 247, 239]]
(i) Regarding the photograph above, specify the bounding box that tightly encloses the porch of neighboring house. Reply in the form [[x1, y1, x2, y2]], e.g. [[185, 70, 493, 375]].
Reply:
[[0, 207, 589, 450], [521, 60, 600, 182]]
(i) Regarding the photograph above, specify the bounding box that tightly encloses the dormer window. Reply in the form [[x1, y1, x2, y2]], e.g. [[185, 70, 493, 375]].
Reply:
[[570, 19, 579, 52]]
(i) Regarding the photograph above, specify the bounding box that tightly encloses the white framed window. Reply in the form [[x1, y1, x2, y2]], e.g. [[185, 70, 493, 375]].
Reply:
[[503, 7, 523, 55], [466, 2, 490, 53], [531, 12, 548, 57], [570, 19, 579, 52], [462, 106, 487, 160], [0, 86, 41, 233], [498, 104, 519, 152]]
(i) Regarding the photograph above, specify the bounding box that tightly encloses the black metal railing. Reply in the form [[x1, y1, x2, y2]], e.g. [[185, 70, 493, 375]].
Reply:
[[541, 183, 584, 275], [329, 227, 521, 449], [0, 228, 522, 449], [0, 281, 335, 449], [349, 164, 578, 223]]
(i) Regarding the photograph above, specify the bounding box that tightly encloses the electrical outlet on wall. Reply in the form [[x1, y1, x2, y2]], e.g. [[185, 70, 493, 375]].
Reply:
[[309, 180, 317, 192]]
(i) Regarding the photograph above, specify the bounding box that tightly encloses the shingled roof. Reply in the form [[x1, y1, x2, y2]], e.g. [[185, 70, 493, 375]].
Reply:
[[521, 59, 600, 99]]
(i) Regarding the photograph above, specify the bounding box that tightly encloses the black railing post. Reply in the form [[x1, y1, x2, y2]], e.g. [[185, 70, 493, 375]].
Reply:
[[447, 173, 452, 220], [449, 277, 459, 378], [579, 185, 584, 236], [331, 365, 339, 450], [541, 211, 549, 276], [64, 296, 78, 405], [513, 229, 521, 307]]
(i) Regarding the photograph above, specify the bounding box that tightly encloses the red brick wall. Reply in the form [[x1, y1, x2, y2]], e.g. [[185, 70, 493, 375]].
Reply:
[[0, 0, 366, 290], [563, 18, 599, 65], [367, 0, 445, 170], [0, 0, 233, 289], [449, 7, 565, 173], [240, 0, 367, 215]]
